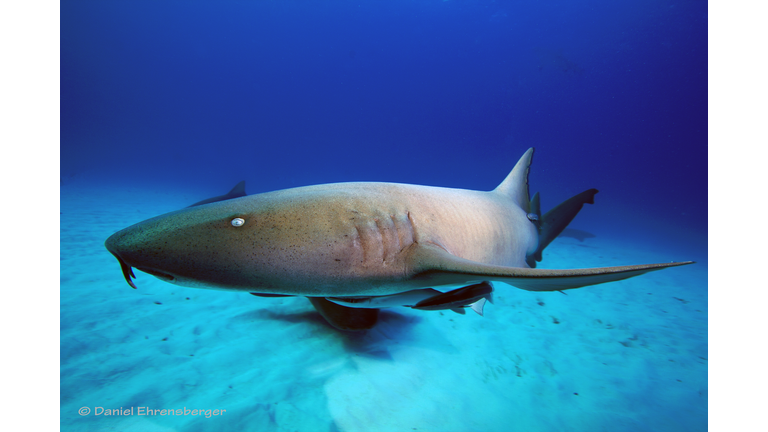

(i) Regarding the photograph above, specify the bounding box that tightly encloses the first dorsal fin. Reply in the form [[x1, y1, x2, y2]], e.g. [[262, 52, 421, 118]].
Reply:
[[494, 148, 534, 213]]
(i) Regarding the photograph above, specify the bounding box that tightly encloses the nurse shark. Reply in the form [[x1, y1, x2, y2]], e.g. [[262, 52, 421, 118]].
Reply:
[[105, 148, 692, 330]]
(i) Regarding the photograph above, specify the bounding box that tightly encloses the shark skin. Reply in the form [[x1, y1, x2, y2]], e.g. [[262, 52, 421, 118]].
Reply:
[[105, 148, 693, 330]]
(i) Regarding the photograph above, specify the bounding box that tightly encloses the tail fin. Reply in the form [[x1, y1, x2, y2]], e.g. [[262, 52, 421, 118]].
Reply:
[[494, 148, 534, 213], [530, 188, 598, 264]]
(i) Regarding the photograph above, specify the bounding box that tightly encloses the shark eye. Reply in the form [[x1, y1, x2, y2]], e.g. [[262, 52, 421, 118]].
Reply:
[[231, 217, 245, 227]]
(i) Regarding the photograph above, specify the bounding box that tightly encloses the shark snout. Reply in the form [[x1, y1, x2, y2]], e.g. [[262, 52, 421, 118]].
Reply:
[[105, 231, 140, 289], [105, 227, 177, 289]]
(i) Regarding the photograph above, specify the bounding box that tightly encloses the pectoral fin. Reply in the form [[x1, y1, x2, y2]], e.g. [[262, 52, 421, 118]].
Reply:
[[408, 244, 694, 292]]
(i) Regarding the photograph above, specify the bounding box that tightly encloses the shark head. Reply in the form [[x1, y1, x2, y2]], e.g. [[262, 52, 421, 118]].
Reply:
[[104, 197, 285, 291], [104, 186, 408, 296]]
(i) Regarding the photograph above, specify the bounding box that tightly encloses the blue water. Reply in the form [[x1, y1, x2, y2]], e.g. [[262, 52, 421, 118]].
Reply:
[[61, 1, 707, 430]]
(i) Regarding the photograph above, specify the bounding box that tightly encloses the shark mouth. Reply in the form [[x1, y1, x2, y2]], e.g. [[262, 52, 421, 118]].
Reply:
[[108, 252, 176, 288], [136, 267, 175, 283]]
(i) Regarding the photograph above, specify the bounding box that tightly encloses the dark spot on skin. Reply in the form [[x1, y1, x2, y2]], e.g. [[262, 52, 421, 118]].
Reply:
[[551, 316, 560, 324], [537, 301, 545, 306], [186, 297, 190, 300], [154, 301, 162, 305], [573, 392, 579, 396], [162, 337, 168, 341]]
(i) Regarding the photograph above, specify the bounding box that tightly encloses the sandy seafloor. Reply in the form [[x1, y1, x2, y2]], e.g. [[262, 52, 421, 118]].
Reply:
[[60, 181, 708, 432]]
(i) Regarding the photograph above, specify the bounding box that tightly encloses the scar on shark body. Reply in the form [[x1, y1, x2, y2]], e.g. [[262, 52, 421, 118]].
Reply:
[[105, 148, 693, 331]]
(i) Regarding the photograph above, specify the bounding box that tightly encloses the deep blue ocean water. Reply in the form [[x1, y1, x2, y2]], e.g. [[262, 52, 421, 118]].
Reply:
[[60, 1, 708, 430], [61, 0, 706, 241]]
